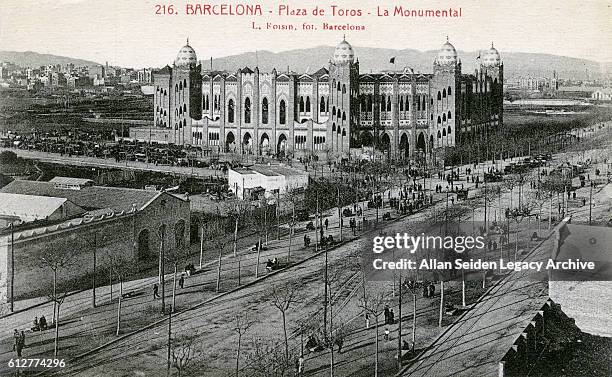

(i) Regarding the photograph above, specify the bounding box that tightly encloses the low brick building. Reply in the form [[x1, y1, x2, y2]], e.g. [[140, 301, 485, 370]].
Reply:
[[0, 179, 190, 301]]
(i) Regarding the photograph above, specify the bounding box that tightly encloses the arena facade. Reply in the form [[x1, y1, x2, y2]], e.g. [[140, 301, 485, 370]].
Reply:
[[131, 37, 503, 161]]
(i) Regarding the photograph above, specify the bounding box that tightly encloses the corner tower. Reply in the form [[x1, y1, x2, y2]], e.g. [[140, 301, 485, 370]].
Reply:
[[328, 36, 359, 156]]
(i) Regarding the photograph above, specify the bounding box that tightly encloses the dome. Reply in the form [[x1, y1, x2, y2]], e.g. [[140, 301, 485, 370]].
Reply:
[[175, 39, 197, 67], [482, 43, 501, 67], [437, 38, 458, 66], [333, 37, 354, 65]]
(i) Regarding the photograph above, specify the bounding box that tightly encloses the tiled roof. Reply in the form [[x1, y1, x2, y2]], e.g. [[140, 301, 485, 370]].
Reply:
[[0, 180, 160, 212]]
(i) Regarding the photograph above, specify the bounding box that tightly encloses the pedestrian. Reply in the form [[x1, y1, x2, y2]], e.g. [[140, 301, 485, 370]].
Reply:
[[365, 313, 370, 329], [153, 283, 160, 299], [384, 305, 390, 324], [389, 309, 395, 324], [12, 330, 19, 351], [384, 328, 390, 341], [336, 337, 344, 354], [20, 331, 26, 348], [324, 218, 329, 230], [179, 274, 185, 289], [297, 355, 304, 375]]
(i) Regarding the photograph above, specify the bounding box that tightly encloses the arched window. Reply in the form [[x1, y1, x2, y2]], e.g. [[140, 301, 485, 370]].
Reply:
[[437, 116, 441, 124], [183, 79, 187, 88], [299, 96, 304, 113], [448, 111, 452, 119], [437, 91, 441, 100], [342, 111, 346, 122], [442, 128, 446, 136], [448, 86, 452, 96], [399, 96, 404, 111], [320, 96, 326, 113], [437, 131, 441, 139], [342, 84, 346, 94], [405, 97, 409, 111], [443, 113, 446, 122], [279, 99, 286, 124], [387, 97, 391, 112], [179, 82, 183, 90], [244, 97, 251, 123], [422, 97, 426, 110], [448, 126, 452, 134], [227, 99, 235, 123], [417, 95, 421, 111], [305, 96, 311, 113], [175, 84, 178, 92], [183, 104, 187, 113], [337, 82, 341, 91], [443, 89, 447, 98], [332, 107, 336, 116], [380, 95, 385, 111], [261, 97, 269, 124], [179, 107, 183, 115]]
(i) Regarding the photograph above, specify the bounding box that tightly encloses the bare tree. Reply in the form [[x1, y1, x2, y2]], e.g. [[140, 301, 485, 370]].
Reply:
[[283, 187, 302, 263], [245, 337, 297, 377], [166, 221, 188, 313], [233, 313, 256, 376], [107, 253, 132, 336], [47, 289, 68, 357], [508, 199, 537, 260], [36, 239, 76, 326], [270, 283, 300, 362], [170, 333, 204, 377], [359, 287, 387, 377], [224, 201, 249, 257]]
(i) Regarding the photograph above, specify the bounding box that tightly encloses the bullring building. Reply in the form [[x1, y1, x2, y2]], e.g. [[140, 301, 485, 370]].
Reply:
[[131, 37, 503, 160]]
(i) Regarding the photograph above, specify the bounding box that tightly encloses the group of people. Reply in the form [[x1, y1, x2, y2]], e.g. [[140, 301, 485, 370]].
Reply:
[[265, 258, 279, 272], [422, 283, 436, 298], [32, 315, 48, 332]]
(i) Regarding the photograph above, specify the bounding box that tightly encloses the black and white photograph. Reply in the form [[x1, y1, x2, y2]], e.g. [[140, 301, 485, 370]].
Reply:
[[0, 1, 611, 376]]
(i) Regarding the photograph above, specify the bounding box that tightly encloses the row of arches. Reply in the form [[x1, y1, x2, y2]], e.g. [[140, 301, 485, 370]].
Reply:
[[226, 98, 287, 125], [436, 86, 453, 100]]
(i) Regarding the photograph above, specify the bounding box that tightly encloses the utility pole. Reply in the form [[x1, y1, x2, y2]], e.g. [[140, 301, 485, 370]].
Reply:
[[589, 181, 593, 225], [159, 225, 166, 314], [92, 233, 97, 308], [166, 308, 172, 377], [337, 186, 342, 242], [10, 223, 14, 312], [397, 273, 403, 370]]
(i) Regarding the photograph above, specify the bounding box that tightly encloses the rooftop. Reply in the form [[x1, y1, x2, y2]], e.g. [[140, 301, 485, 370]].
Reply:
[[0, 192, 83, 221], [0, 180, 160, 212]]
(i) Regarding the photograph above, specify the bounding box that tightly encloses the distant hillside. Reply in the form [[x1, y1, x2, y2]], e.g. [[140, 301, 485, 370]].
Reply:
[[0, 51, 99, 68], [201, 46, 605, 81]]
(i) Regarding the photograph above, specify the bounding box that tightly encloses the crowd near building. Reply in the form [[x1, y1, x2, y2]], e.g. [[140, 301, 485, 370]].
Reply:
[[0, 177, 189, 302], [131, 37, 504, 161]]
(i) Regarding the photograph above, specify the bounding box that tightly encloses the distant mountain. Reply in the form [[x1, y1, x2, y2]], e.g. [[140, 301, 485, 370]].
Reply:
[[0, 51, 99, 68], [201, 46, 605, 81]]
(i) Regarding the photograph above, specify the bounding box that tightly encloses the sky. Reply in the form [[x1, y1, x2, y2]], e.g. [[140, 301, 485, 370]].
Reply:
[[1, 0, 611, 68]]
